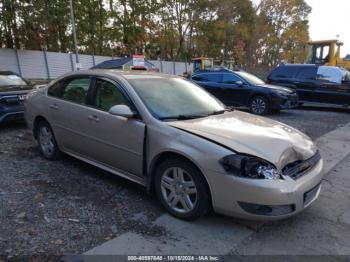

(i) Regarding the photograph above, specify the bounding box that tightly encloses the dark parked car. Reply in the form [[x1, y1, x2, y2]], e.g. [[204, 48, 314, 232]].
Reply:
[[190, 69, 298, 115], [0, 71, 33, 123], [267, 64, 350, 106]]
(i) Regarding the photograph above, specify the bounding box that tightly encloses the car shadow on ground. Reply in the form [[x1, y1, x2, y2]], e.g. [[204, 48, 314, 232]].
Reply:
[[297, 104, 350, 113]]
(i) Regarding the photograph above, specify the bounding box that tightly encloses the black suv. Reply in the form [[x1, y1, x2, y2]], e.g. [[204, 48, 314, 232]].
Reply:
[[0, 71, 33, 123], [190, 69, 298, 115], [267, 64, 350, 106]]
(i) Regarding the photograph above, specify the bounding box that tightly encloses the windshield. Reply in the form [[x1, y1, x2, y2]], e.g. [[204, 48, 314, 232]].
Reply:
[[127, 76, 225, 120], [235, 71, 265, 85], [0, 74, 27, 86]]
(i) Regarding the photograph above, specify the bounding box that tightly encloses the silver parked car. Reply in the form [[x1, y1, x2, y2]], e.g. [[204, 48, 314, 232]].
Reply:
[[25, 70, 324, 221]]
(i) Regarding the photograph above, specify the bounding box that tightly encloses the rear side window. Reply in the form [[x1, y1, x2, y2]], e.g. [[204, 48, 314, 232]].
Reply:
[[270, 66, 298, 79], [222, 73, 242, 84], [206, 73, 222, 83], [296, 67, 317, 80], [192, 74, 207, 82], [62, 78, 91, 104]]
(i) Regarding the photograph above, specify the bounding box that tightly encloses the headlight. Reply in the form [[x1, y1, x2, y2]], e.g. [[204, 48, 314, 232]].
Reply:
[[275, 90, 289, 97], [219, 154, 283, 180]]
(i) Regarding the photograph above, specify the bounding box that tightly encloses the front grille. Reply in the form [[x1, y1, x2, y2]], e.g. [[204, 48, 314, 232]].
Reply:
[[0, 95, 22, 106], [238, 202, 295, 216], [282, 151, 321, 180]]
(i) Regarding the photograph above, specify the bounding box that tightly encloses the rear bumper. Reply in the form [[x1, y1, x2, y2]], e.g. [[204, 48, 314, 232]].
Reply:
[[208, 159, 324, 220]]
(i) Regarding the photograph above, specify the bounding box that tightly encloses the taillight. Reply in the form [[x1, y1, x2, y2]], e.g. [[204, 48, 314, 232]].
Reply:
[[265, 79, 271, 84]]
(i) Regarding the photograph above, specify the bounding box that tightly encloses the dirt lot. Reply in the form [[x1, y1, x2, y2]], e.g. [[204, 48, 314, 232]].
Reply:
[[1, 106, 350, 261]]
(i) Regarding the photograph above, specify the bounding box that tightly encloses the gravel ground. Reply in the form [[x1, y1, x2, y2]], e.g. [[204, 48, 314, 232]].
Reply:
[[0, 123, 164, 261], [269, 105, 350, 139], [1, 106, 350, 261]]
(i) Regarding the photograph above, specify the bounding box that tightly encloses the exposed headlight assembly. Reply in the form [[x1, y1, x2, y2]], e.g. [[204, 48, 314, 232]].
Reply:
[[220, 154, 283, 180]]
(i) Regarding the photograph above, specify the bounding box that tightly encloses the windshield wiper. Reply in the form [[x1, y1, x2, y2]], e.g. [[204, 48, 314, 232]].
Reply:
[[160, 108, 235, 120], [159, 114, 209, 121], [210, 109, 226, 115], [207, 107, 234, 116]]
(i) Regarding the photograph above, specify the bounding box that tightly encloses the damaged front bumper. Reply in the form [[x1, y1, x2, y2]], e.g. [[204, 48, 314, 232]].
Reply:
[[207, 158, 324, 220]]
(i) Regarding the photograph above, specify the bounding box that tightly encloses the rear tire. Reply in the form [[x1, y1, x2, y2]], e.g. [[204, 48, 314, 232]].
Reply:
[[155, 158, 211, 221], [249, 96, 270, 115], [36, 121, 61, 160]]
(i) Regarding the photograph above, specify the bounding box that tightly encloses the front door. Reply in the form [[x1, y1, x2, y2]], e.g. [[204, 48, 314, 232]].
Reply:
[[82, 78, 145, 176], [294, 67, 318, 102], [220, 73, 250, 106], [313, 66, 350, 105]]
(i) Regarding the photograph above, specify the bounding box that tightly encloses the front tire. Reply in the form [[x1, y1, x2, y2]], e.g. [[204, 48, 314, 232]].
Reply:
[[155, 158, 210, 221], [36, 121, 61, 160], [249, 96, 270, 115]]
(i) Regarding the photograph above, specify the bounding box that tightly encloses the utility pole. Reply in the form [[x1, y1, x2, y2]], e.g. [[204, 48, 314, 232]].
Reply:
[[69, 0, 80, 70]]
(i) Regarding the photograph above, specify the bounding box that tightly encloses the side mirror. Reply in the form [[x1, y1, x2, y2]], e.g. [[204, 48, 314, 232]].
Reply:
[[109, 105, 134, 119], [342, 78, 350, 84]]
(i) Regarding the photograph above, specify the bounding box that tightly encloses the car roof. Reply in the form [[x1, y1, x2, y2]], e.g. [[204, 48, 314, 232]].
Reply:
[[279, 64, 318, 67], [59, 69, 178, 80], [193, 68, 242, 74]]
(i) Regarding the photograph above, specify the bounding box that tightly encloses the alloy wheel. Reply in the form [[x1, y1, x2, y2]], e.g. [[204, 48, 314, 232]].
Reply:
[[160, 167, 198, 213], [251, 97, 267, 114], [39, 126, 55, 157]]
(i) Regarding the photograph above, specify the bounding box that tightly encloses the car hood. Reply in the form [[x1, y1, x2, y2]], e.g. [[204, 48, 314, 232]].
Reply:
[[167, 111, 317, 169], [256, 84, 294, 93], [0, 85, 33, 94]]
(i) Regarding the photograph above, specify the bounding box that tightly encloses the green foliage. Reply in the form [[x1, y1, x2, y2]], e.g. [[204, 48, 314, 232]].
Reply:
[[0, 0, 311, 74]]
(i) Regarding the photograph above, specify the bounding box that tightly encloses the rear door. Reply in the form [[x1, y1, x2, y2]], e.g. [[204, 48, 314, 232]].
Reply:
[[314, 67, 350, 105], [268, 66, 299, 89], [220, 73, 250, 106], [81, 77, 145, 176], [294, 66, 318, 102], [192, 73, 223, 100], [47, 76, 95, 156]]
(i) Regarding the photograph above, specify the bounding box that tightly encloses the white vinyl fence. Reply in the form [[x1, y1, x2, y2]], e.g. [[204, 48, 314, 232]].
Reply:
[[0, 48, 191, 79]]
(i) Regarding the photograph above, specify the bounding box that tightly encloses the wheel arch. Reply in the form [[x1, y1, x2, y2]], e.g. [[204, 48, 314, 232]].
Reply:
[[33, 115, 49, 140], [147, 151, 213, 206], [248, 92, 271, 105]]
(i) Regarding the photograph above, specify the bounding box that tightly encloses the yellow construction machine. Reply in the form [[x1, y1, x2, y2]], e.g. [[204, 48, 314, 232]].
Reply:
[[192, 57, 214, 71], [306, 39, 350, 70]]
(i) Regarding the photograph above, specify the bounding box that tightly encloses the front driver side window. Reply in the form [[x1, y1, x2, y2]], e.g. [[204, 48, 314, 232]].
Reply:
[[62, 78, 91, 104], [316, 67, 343, 84], [94, 79, 128, 111], [222, 73, 242, 84]]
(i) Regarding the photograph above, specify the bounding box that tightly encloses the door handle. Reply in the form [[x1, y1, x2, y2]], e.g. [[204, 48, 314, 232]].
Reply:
[[49, 104, 58, 110], [88, 115, 99, 122]]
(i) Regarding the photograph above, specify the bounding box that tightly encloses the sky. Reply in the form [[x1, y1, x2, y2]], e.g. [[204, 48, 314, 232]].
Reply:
[[305, 0, 350, 57], [252, 0, 350, 57]]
